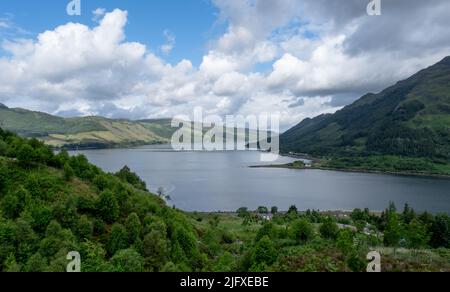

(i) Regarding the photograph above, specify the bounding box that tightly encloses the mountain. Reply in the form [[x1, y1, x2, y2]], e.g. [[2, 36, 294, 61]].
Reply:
[[0, 106, 178, 149], [281, 56, 450, 161], [0, 106, 267, 150]]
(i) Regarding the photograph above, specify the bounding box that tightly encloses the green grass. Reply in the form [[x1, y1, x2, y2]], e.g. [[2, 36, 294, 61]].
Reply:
[[410, 114, 450, 131]]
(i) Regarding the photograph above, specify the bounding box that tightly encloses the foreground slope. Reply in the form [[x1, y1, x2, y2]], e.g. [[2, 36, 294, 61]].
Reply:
[[1, 128, 449, 272]]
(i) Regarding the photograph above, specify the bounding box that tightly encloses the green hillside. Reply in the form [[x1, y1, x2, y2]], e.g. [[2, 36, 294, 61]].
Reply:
[[0, 106, 264, 150], [280, 56, 450, 174], [1, 129, 449, 272], [0, 105, 176, 149], [0, 129, 450, 272]]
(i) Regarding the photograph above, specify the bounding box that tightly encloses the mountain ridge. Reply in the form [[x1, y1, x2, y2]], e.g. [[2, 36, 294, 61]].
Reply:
[[0, 106, 264, 150], [0, 105, 174, 149], [280, 56, 450, 161]]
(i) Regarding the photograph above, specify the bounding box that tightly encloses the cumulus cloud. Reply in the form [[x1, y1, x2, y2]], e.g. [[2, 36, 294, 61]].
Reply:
[[1, 1, 450, 131], [92, 8, 106, 22]]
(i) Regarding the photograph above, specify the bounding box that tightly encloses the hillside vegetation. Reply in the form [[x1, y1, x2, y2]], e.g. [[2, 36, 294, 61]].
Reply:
[[280, 56, 450, 174], [0, 105, 174, 149], [0, 128, 449, 272], [0, 105, 263, 150]]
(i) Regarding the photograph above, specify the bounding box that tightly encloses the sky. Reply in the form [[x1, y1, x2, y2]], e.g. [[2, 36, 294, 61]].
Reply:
[[1, 0, 450, 130]]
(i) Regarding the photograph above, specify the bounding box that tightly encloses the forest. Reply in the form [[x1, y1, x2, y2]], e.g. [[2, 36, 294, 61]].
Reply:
[[0, 128, 449, 272]]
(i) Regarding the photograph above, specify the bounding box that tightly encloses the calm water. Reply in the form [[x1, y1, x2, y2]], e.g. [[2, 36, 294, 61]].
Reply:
[[71, 145, 450, 213]]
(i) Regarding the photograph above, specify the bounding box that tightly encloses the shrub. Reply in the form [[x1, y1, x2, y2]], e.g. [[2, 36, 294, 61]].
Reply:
[[107, 224, 129, 256], [77, 215, 94, 240], [97, 190, 120, 224], [253, 236, 277, 266], [347, 253, 366, 272], [319, 217, 339, 240], [64, 163, 75, 181], [17, 144, 36, 168], [430, 214, 450, 248], [406, 219, 430, 250], [255, 222, 276, 242], [110, 248, 145, 272], [24, 252, 47, 272], [337, 229, 354, 256], [142, 231, 168, 271], [125, 213, 141, 244], [290, 219, 314, 243], [93, 175, 109, 191], [115, 166, 147, 191]]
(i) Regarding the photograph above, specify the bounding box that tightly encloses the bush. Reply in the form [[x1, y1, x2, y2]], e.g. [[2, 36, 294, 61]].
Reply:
[[93, 175, 109, 191], [97, 190, 120, 224], [406, 219, 430, 250], [253, 236, 277, 266], [110, 248, 145, 272], [255, 222, 276, 242], [430, 214, 450, 248], [24, 252, 47, 272], [257, 206, 269, 214], [34, 146, 53, 165], [0, 140, 7, 156], [337, 229, 354, 256], [46, 221, 62, 237], [213, 252, 235, 272], [347, 253, 366, 272], [383, 212, 402, 247], [64, 163, 75, 181], [319, 217, 339, 240], [77, 215, 94, 240], [0, 164, 7, 192], [237, 207, 250, 218], [79, 241, 110, 272], [69, 155, 99, 180], [115, 166, 147, 191], [125, 213, 141, 244], [17, 144, 36, 168], [29, 204, 54, 233], [142, 230, 168, 271], [290, 219, 314, 243], [1, 192, 21, 219], [107, 224, 129, 256]]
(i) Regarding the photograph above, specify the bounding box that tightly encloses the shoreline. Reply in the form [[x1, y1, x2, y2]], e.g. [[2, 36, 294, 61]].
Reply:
[[250, 162, 450, 180], [188, 210, 384, 216], [55, 142, 450, 180]]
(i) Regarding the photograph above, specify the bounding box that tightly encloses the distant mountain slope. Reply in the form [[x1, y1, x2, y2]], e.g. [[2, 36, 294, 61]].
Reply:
[[0, 106, 262, 149], [281, 56, 450, 160], [0, 105, 174, 148]]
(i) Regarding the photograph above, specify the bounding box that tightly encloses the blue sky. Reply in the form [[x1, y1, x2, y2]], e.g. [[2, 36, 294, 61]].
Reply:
[[0, 0, 449, 129], [0, 0, 224, 65]]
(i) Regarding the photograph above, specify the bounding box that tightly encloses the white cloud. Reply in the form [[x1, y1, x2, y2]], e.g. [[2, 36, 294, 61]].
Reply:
[[92, 8, 106, 22], [1, 1, 450, 131], [160, 30, 176, 55]]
